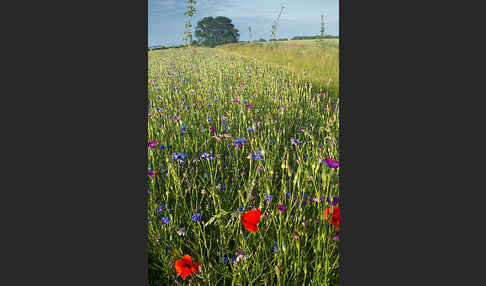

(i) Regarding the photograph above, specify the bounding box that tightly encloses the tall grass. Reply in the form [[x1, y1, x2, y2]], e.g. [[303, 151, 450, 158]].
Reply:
[[217, 39, 338, 92], [148, 46, 339, 285]]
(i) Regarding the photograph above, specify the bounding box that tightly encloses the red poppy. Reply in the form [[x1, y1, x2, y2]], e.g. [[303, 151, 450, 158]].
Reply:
[[174, 255, 201, 280], [241, 208, 261, 232], [324, 206, 339, 229]]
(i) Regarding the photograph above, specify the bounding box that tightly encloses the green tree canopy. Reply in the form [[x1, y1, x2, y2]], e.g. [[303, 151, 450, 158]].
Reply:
[[195, 16, 240, 47]]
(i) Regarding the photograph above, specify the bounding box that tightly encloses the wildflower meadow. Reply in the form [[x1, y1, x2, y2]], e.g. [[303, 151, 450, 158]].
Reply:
[[148, 41, 339, 285]]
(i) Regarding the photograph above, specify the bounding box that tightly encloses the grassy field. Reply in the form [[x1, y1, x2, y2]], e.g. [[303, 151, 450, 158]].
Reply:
[[147, 41, 339, 285], [217, 39, 338, 92]]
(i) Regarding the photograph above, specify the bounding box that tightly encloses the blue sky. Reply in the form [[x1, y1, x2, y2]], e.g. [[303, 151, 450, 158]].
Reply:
[[148, 0, 339, 47]]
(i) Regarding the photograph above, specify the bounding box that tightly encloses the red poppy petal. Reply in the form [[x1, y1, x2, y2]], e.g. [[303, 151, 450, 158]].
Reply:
[[324, 207, 330, 218], [244, 222, 258, 232], [242, 209, 261, 225], [241, 209, 260, 232], [191, 262, 201, 273], [182, 255, 193, 264], [174, 260, 183, 276]]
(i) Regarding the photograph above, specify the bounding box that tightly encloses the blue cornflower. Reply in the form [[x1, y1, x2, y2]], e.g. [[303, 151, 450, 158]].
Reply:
[[247, 152, 264, 161], [239, 206, 244, 212], [230, 257, 236, 264], [180, 125, 186, 131], [286, 192, 294, 200], [200, 152, 214, 159], [208, 117, 212, 122], [161, 217, 170, 225], [233, 138, 247, 147], [160, 144, 165, 149], [274, 242, 279, 253], [248, 126, 254, 132], [192, 213, 201, 222], [270, 138, 276, 144], [265, 194, 272, 201], [172, 153, 188, 161], [223, 257, 229, 264], [291, 138, 301, 146]]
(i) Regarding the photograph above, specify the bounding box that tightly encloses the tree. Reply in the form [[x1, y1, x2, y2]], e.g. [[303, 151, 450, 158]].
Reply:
[[183, 0, 197, 47], [195, 16, 240, 47]]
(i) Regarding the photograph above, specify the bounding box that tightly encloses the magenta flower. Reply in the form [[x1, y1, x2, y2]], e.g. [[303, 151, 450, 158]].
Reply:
[[234, 97, 240, 102], [325, 158, 340, 169], [246, 104, 253, 109], [293, 230, 299, 239], [148, 141, 158, 148], [173, 116, 180, 121], [277, 204, 286, 212], [148, 170, 156, 179], [281, 105, 286, 110], [210, 126, 216, 133], [333, 232, 340, 241]]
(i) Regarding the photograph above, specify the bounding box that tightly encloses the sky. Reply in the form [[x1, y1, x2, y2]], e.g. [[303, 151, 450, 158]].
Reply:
[[148, 0, 339, 47]]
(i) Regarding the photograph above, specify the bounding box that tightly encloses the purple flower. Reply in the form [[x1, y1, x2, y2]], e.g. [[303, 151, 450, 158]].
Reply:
[[277, 204, 286, 212], [248, 126, 254, 132], [177, 227, 186, 236], [293, 230, 299, 239], [333, 232, 340, 241], [148, 141, 158, 148], [326, 197, 339, 206], [148, 170, 156, 178], [325, 158, 340, 169]]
